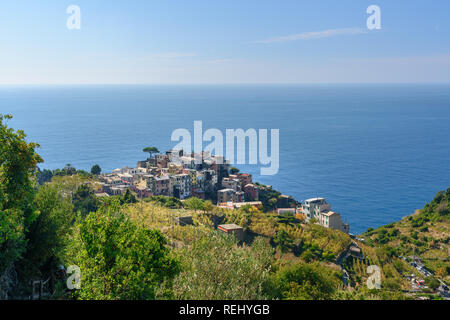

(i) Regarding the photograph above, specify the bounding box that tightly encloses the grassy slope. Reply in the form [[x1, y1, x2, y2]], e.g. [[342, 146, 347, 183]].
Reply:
[[123, 200, 406, 295], [363, 189, 450, 285], [119, 188, 450, 299]]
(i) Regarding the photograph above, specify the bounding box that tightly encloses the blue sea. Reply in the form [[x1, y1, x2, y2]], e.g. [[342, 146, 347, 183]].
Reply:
[[1, 84, 449, 234]]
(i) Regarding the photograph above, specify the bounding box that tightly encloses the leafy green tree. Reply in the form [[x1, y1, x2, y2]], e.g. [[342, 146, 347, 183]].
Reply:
[[0, 114, 42, 291], [90, 164, 101, 175], [273, 229, 294, 253], [183, 197, 204, 212], [224, 208, 252, 229], [203, 200, 214, 214], [54, 164, 77, 177], [143, 147, 160, 159], [425, 277, 440, 290], [230, 167, 240, 174], [268, 198, 278, 210], [121, 189, 137, 204], [36, 168, 53, 185], [67, 199, 180, 300], [301, 249, 315, 263], [72, 184, 100, 216], [18, 184, 74, 280]]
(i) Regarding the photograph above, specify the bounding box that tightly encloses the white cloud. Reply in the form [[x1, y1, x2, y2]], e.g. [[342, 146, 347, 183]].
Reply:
[[255, 27, 367, 44]]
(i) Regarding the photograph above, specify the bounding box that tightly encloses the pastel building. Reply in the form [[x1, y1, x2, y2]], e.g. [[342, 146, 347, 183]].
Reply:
[[302, 197, 349, 234]]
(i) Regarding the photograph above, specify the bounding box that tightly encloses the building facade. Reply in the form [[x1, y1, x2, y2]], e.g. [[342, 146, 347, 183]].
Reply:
[[302, 197, 349, 233]]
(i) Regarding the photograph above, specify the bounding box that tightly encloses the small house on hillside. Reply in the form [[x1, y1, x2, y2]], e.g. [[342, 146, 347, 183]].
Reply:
[[218, 224, 244, 242]]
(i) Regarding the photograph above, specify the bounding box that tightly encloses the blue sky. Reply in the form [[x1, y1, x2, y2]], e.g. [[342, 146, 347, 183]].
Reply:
[[1, 0, 450, 84]]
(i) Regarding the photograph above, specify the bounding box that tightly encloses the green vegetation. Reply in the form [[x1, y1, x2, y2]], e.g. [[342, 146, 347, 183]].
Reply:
[[273, 230, 294, 253], [66, 199, 179, 300], [90, 164, 101, 175], [254, 183, 298, 211], [143, 147, 159, 158], [1, 116, 448, 300], [269, 262, 342, 300], [121, 189, 137, 204], [18, 184, 74, 285], [230, 167, 240, 174], [145, 195, 183, 209], [364, 189, 450, 285], [171, 232, 273, 300], [183, 196, 205, 212], [37, 168, 54, 185], [37, 163, 100, 185], [72, 184, 100, 217], [0, 114, 42, 298]]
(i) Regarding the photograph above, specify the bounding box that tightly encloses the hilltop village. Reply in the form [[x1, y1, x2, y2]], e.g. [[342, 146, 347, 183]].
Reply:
[[97, 148, 350, 234]]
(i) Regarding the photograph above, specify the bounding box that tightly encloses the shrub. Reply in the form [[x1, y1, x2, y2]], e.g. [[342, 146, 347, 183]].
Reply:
[[425, 277, 440, 290], [269, 262, 341, 300], [172, 233, 274, 300], [67, 199, 179, 300]]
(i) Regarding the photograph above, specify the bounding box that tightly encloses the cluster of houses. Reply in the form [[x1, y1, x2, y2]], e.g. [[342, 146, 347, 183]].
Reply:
[[97, 149, 350, 234], [98, 149, 261, 206]]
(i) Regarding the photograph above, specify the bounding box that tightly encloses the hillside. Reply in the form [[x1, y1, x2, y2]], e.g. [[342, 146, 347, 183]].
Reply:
[[3, 164, 448, 300], [361, 189, 450, 297], [120, 192, 415, 299]]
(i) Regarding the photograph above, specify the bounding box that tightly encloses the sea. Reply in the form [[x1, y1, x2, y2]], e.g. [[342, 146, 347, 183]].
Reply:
[[1, 84, 449, 234]]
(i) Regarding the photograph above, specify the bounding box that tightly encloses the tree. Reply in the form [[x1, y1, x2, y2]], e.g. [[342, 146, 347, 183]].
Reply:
[[143, 147, 160, 159], [301, 250, 315, 263], [230, 167, 240, 174], [64, 164, 76, 175], [90, 164, 101, 175], [268, 198, 278, 210], [0, 114, 42, 297], [203, 200, 214, 214], [18, 184, 74, 281], [425, 277, 440, 290], [53, 164, 77, 177], [183, 197, 204, 212], [121, 189, 137, 204], [72, 184, 99, 217], [273, 229, 294, 253], [67, 199, 179, 299], [36, 168, 53, 185]]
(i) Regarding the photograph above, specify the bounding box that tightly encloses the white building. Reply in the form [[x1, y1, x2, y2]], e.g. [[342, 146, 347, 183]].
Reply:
[[319, 211, 350, 233], [302, 198, 349, 233], [302, 198, 331, 221]]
